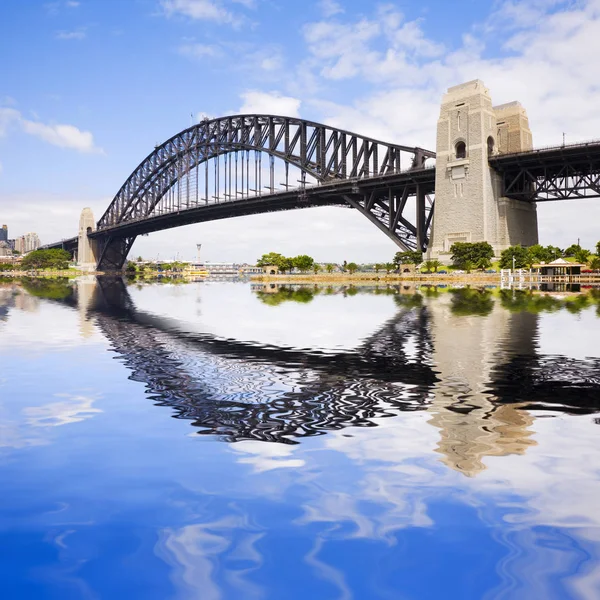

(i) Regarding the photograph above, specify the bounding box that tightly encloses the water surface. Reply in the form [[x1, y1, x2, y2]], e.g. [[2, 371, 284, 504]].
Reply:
[[1, 278, 599, 599]]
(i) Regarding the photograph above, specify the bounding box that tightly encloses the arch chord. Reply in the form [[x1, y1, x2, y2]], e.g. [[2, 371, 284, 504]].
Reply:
[[94, 115, 436, 269]]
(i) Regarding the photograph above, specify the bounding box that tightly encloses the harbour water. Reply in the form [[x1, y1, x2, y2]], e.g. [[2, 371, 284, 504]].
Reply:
[[1, 278, 599, 599]]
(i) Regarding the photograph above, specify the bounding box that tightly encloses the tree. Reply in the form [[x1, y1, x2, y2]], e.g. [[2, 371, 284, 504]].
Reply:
[[596, 241, 600, 256], [430, 259, 442, 272], [279, 257, 294, 274], [394, 250, 422, 267], [374, 263, 383, 273], [564, 244, 582, 257], [256, 252, 286, 269], [450, 242, 494, 270], [499, 245, 529, 269], [346, 262, 358, 274], [384, 262, 394, 274], [326, 263, 335, 274], [21, 249, 71, 270], [313, 263, 321, 274], [292, 254, 315, 272], [423, 260, 442, 273], [527, 244, 550, 264], [574, 248, 591, 263], [589, 256, 600, 270], [546, 245, 564, 261]]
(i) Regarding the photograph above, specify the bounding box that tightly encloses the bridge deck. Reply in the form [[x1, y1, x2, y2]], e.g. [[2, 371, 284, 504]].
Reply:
[[490, 140, 600, 201], [90, 167, 436, 239]]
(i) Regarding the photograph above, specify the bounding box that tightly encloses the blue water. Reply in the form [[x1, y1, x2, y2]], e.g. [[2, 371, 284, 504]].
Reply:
[[1, 279, 599, 599]]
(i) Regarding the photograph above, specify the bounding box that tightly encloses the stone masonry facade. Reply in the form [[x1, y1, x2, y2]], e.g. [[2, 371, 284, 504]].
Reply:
[[427, 80, 538, 262]]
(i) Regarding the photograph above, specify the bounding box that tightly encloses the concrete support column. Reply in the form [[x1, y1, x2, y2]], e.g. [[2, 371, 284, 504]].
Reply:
[[416, 184, 426, 252], [77, 208, 98, 271], [428, 80, 539, 263]]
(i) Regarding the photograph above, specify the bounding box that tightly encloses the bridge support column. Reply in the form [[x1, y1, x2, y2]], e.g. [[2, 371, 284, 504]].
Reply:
[[416, 184, 426, 252], [96, 235, 137, 272], [77, 208, 98, 271], [427, 80, 538, 262]]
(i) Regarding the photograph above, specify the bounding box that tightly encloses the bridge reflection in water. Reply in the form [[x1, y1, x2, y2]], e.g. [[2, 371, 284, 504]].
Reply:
[[42, 278, 600, 476]]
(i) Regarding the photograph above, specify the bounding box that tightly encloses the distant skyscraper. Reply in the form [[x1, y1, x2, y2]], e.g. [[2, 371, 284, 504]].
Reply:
[[24, 232, 41, 253], [14, 233, 40, 254], [0, 225, 7, 243]]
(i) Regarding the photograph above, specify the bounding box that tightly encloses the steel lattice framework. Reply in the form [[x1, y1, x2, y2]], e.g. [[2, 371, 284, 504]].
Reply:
[[490, 140, 600, 201], [91, 115, 435, 269]]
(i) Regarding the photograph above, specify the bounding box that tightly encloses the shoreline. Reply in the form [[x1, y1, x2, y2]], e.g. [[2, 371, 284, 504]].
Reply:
[[251, 273, 502, 284]]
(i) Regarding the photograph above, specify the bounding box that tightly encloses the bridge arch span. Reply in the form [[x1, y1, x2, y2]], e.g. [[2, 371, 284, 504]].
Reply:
[[90, 115, 435, 270]]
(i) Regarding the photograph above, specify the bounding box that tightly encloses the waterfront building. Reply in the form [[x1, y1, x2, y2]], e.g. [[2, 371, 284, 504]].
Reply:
[[532, 258, 585, 282], [186, 262, 263, 276], [262, 265, 279, 275]]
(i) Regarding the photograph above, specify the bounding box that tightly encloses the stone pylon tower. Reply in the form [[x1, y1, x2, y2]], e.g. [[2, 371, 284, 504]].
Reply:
[[77, 208, 98, 270], [427, 80, 538, 261]]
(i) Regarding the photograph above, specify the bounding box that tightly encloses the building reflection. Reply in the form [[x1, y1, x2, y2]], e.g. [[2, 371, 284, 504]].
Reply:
[[426, 290, 538, 476]]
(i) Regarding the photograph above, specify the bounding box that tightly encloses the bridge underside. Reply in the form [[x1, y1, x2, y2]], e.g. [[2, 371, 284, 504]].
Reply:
[[491, 141, 600, 201], [90, 168, 436, 271]]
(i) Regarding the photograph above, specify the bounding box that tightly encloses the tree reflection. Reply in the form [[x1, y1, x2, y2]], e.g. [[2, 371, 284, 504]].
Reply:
[[255, 285, 319, 305], [449, 287, 494, 316], [19, 277, 73, 300]]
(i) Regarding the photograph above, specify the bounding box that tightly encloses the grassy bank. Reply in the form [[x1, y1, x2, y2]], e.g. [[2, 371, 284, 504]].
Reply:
[[251, 272, 501, 285]]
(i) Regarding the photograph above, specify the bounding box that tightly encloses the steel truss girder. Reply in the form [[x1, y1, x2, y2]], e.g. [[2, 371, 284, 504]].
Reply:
[[97, 114, 435, 229], [96, 235, 137, 271], [342, 184, 434, 252], [501, 164, 600, 201], [490, 143, 600, 202]]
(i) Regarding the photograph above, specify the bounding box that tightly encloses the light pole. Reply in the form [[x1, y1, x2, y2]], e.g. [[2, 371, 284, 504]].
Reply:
[[512, 255, 516, 272]]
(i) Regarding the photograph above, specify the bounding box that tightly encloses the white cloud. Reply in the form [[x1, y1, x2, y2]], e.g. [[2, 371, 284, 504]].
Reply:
[[55, 28, 86, 40], [161, 0, 236, 24], [45, 1, 81, 16], [318, 0, 344, 18], [0, 107, 21, 137], [0, 106, 101, 153], [0, 193, 107, 246], [21, 119, 101, 153], [287, 0, 600, 250], [239, 90, 301, 117], [177, 42, 220, 60], [24, 394, 101, 427]]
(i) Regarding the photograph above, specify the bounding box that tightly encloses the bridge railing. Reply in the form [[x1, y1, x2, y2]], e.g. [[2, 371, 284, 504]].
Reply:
[[497, 138, 600, 158]]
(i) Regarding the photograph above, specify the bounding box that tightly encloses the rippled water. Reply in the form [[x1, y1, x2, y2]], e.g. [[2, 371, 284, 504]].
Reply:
[[1, 277, 599, 599]]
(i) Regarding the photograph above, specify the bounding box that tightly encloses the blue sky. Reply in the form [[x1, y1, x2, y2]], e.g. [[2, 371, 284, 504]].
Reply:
[[1, 0, 600, 262]]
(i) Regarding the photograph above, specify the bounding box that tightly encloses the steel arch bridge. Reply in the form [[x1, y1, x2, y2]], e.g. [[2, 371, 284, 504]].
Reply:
[[82, 115, 436, 270]]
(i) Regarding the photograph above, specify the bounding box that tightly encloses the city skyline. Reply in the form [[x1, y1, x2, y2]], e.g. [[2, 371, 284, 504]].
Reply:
[[2, 1, 600, 262]]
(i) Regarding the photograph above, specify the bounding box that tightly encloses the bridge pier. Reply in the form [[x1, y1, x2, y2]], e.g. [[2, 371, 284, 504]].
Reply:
[[95, 235, 137, 272], [77, 208, 99, 271], [427, 80, 538, 262]]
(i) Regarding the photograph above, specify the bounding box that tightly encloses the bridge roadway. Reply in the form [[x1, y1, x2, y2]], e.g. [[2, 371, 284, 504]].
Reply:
[[41, 137, 600, 260], [42, 165, 437, 254]]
